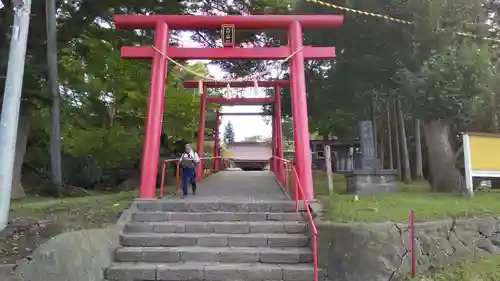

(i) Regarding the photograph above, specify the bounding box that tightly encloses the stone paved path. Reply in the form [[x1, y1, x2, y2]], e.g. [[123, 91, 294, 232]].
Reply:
[[177, 170, 288, 201]]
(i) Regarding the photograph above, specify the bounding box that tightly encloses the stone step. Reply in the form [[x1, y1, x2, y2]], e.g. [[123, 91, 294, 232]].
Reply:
[[131, 211, 303, 222], [115, 246, 313, 263], [124, 221, 307, 234], [134, 200, 306, 213], [120, 233, 310, 248], [105, 262, 322, 281]]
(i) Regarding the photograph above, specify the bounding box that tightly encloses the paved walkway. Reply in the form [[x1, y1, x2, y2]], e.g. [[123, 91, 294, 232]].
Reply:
[[178, 170, 288, 201]]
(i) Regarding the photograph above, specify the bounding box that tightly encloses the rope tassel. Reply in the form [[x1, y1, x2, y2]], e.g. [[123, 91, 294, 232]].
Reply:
[[198, 80, 203, 95], [253, 79, 259, 97], [225, 83, 231, 99]]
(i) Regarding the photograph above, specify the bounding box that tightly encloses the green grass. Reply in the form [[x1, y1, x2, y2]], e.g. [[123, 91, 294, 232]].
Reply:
[[313, 171, 500, 223], [406, 255, 500, 281], [9, 190, 138, 217]]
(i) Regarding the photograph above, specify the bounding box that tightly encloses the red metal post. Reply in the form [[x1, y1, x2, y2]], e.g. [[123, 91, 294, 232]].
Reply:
[[138, 22, 169, 199], [160, 160, 166, 197], [275, 85, 285, 184], [289, 21, 314, 200], [196, 85, 207, 181], [213, 109, 221, 172], [410, 210, 416, 278]]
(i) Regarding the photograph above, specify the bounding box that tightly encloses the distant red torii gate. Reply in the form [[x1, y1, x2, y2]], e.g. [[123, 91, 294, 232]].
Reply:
[[184, 80, 286, 182], [114, 14, 343, 200], [218, 112, 269, 116]]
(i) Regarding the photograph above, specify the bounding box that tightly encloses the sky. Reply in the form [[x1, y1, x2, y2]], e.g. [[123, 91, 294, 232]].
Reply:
[[180, 32, 272, 142]]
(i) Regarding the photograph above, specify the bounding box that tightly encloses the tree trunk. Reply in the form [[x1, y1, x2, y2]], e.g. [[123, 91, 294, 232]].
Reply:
[[397, 100, 411, 184], [11, 103, 31, 199], [393, 101, 402, 179], [423, 119, 466, 193], [379, 129, 385, 168], [386, 102, 394, 170], [415, 119, 424, 180]]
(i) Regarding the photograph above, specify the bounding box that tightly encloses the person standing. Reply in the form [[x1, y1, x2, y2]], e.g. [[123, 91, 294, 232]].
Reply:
[[179, 144, 200, 198]]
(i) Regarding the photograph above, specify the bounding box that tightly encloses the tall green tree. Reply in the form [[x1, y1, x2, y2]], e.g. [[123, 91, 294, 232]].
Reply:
[[0, 0, 188, 196], [398, 44, 494, 192], [223, 121, 235, 146]]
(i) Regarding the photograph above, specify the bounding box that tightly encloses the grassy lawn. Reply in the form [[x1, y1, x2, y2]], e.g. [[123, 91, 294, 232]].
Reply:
[[312, 171, 500, 223], [312, 171, 500, 280], [9, 190, 137, 218], [407, 255, 500, 281]]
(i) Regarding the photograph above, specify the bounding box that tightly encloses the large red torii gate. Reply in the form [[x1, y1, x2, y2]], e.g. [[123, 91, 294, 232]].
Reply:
[[114, 14, 343, 200], [183, 80, 287, 182]]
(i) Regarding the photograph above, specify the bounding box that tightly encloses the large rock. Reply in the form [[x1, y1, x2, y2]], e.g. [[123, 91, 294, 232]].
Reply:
[[5, 228, 119, 281], [315, 217, 500, 281]]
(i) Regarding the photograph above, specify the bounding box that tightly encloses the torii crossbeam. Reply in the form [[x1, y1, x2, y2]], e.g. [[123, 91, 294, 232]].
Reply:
[[218, 112, 270, 116], [114, 14, 343, 200]]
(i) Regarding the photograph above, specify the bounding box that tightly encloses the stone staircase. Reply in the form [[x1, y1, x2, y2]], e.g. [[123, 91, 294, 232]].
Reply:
[[105, 200, 321, 281]]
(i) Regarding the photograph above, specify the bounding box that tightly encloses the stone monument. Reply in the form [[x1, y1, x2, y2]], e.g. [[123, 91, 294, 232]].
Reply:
[[345, 121, 397, 195]]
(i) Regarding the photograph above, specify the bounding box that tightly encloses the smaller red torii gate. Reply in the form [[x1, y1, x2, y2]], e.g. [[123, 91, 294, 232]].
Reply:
[[183, 80, 286, 182], [218, 112, 269, 116], [114, 14, 343, 200]]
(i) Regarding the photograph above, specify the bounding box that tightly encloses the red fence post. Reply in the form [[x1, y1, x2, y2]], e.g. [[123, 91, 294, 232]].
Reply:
[[410, 210, 416, 278], [160, 160, 166, 197], [138, 22, 170, 199]]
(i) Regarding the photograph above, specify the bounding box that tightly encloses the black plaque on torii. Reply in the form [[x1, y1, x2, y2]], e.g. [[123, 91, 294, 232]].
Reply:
[[221, 24, 235, 47]]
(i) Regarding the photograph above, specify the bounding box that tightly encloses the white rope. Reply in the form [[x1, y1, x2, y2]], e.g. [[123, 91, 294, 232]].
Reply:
[[151, 45, 305, 84], [151, 44, 305, 101]]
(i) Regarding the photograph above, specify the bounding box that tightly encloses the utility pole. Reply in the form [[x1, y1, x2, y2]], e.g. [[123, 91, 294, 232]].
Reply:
[[0, 0, 33, 232], [46, 0, 62, 197]]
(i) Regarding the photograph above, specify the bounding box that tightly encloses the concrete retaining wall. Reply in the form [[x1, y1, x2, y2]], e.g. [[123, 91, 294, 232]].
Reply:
[[316, 216, 500, 281], [1, 209, 131, 281]]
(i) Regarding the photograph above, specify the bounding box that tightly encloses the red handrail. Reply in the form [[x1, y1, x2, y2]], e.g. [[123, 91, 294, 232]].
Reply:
[[270, 156, 319, 281], [159, 156, 228, 197], [160, 158, 181, 197]]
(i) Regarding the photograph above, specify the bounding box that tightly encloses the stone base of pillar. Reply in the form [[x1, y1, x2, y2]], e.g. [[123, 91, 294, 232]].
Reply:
[[345, 169, 398, 195]]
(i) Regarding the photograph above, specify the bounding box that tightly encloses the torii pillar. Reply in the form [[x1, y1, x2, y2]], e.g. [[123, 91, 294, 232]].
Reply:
[[213, 109, 221, 172], [115, 15, 343, 200], [196, 84, 207, 181], [289, 21, 313, 200], [274, 85, 285, 184], [271, 115, 276, 172]]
